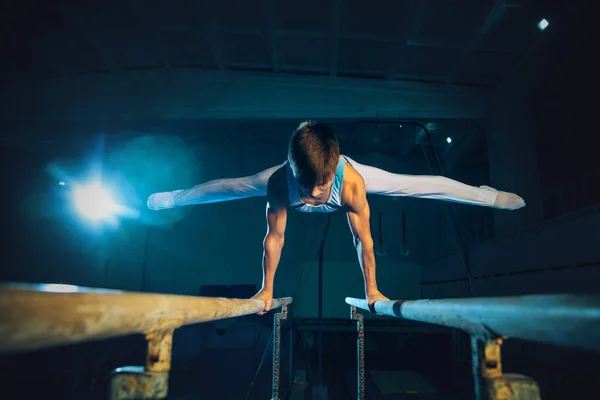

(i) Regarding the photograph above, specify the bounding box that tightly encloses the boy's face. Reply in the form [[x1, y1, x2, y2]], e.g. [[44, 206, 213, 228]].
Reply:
[[298, 177, 334, 200]]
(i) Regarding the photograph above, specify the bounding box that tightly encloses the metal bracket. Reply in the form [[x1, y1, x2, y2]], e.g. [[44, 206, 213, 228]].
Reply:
[[471, 336, 541, 400], [110, 366, 169, 400], [110, 329, 174, 400], [272, 304, 288, 400], [351, 306, 365, 400]]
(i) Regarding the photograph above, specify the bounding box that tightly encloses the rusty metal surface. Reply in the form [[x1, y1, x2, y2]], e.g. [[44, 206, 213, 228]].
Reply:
[[472, 338, 503, 380], [346, 294, 600, 351], [0, 282, 293, 354], [483, 340, 503, 379], [145, 329, 174, 373], [471, 337, 541, 400], [110, 366, 169, 400], [111, 329, 175, 398], [485, 374, 541, 400], [472, 337, 503, 400]]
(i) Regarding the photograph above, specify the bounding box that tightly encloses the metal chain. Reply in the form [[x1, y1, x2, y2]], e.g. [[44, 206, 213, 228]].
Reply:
[[272, 304, 288, 400], [351, 306, 365, 400]]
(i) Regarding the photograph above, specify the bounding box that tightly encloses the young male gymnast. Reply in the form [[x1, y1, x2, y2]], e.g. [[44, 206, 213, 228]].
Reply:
[[147, 121, 525, 313]]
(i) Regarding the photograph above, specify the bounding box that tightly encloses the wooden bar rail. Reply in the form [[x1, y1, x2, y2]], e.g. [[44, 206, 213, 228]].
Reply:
[[347, 294, 600, 400], [0, 282, 293, 400]]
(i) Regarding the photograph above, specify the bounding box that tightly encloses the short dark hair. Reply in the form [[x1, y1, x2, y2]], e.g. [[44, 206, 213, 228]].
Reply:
[[288, 121, 340, 188]]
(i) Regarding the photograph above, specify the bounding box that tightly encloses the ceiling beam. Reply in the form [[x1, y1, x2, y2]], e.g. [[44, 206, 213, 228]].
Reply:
[[206, 22, 225, 71], [0, 69, 489, 122], [228, 28, 524, 54], [386, 0, 424, 80], [57, 5, 119, 73], [445, 0, 509, 85], [187, 2, 225, 71], [272, 63, 501, 86], [329, 0, 343, 77], [261, 0, 280, 73], [407, 0, 427, 43], [123, 0, 171, 69]]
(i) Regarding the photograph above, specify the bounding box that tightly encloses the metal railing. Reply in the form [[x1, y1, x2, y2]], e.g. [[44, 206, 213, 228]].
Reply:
[[346, 294, 600, 400], [0, 283, 292, 400]]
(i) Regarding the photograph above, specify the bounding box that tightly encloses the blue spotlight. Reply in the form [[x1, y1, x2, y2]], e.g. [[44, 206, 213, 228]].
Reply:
[[72, 182, 119, 222], [538, 18, 549, 31]]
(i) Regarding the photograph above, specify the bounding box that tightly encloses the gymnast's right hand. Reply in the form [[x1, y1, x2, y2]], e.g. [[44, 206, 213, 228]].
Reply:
[[251, 289, 273, 316]]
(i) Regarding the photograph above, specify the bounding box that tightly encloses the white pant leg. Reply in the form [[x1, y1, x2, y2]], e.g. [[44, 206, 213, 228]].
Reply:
[[147, 165, 280, 210], [344, 156, 498, 207]]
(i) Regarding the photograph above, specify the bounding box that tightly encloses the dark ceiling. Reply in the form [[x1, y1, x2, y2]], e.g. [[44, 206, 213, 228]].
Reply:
[[0, 0, 583, 170], [0, 0, 555, 88]]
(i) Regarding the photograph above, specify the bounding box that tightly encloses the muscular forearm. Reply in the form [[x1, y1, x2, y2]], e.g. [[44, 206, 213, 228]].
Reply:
[[262, 234, 284, 292], [355, 238, 378, 295]]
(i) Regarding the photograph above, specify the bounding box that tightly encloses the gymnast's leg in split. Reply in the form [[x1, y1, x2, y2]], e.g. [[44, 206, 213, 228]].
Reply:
[[147, 165, 279, 210], [344, 156, 525, 210], [146, 158, 525, 211]]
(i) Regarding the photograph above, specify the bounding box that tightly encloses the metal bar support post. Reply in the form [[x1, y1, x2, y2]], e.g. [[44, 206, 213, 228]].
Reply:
[[272, 304, 288, 400], [110, 329, 174, 399], [351, 306, 365, 400], [471, 337, 541, 400]]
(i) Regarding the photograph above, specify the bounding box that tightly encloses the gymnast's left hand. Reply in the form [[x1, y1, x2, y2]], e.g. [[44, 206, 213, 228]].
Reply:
[[367, 291, 389, 314], [251, 289, 273, 316]]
